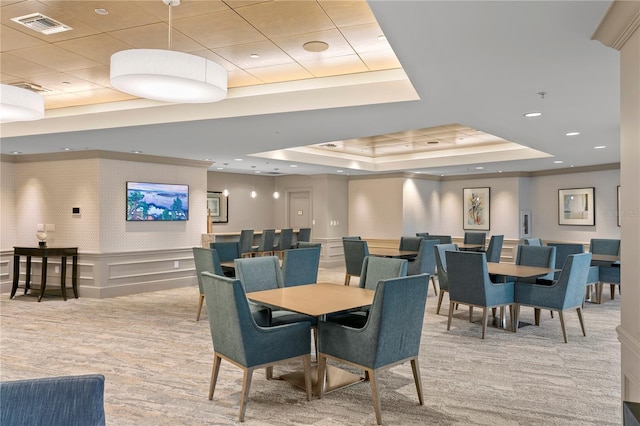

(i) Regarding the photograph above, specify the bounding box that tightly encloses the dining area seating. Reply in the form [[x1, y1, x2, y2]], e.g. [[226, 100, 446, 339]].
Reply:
[[590, 238, 621, 303], [342, 238, 369, 286]]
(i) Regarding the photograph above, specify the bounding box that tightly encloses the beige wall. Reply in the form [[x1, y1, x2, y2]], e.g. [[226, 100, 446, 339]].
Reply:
[[348, 176, 404, 239]]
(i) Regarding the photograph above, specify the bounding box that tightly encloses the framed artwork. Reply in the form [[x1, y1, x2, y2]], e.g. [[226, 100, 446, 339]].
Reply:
[[463, 187, 490, 231], [207, 191, 228, 223], [617, 185, 621, 227], [520, 210, 532, 238], [558, 187, 595, 226]]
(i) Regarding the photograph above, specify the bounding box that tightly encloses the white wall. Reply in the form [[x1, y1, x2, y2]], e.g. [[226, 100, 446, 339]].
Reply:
[[403, 178, 440, 236], [531, 169, 620, 243], [349, 176, 404, 239], [1, 162, 16, 251]]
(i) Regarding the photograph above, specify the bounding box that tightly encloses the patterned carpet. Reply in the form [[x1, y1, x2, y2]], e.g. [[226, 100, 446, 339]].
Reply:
[[1, 267, 621, 425]]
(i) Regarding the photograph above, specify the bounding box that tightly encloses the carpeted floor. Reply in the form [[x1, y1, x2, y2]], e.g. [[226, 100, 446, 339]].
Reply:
[[1, 266, 621, 425]]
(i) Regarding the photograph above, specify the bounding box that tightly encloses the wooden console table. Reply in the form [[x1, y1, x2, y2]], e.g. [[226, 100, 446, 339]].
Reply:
[[12, 247, 79, 302]]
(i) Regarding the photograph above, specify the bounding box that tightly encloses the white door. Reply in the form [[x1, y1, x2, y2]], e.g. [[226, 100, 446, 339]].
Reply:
[[288, 191, 311, 229]]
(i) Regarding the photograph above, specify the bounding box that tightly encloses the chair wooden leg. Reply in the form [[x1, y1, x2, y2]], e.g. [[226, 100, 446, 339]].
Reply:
[[550, 310, 554, 318], [265, 366, 273, 380], [558, 310, 568, 343], [508, 305, 514, 331], [344, 274, 351, 286], [430, 275, 438, 296], [410, 358, 424, 406], [302, 354, 312, 401], [317, 354, 327, 399], [576, 307, 586, 337], [534, 308, 541, 326], [610, 284, 615, 300], [239, 367, 254, 422], [513, 304, 520, 333], [596, 282, 604, 304], [196, 294, 205, 321], [447, 301, 455, 330], [436, 290, 445, 315], [469, 306, 474, 322], [481, 307, 488, 339], [209, 353, 222, 400], [368, 369, 383, 425]]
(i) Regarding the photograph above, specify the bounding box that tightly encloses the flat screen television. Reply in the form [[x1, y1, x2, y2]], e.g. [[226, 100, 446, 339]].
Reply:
[[126, 182, 189, 221]]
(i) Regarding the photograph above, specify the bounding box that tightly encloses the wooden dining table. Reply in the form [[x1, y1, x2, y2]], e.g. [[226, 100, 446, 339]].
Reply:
[[248, 282, 375, 395], [367, 247, 417, 259], [457, 243, 485, 251]]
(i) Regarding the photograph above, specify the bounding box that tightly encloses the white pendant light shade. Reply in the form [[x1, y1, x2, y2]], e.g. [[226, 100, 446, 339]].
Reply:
[[110, 49, 227, 103], [0, 84, 45, 123]]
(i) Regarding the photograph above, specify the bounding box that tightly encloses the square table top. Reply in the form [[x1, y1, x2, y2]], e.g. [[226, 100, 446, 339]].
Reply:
[[486, 262, 558, 278], [247, 282, 375, 317], [368, 247, 417, 258]]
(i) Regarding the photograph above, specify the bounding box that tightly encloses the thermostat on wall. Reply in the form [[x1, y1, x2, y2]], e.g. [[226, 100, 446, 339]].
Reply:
[[72, 207, 80, 215]]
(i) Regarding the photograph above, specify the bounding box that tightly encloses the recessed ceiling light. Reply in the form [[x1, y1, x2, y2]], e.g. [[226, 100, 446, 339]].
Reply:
[[95, 8, 108, 15], [554, 160, 563, 164], [498, 170, 503, 173], [216, 167, 223, 170], [524, 112, 543, 118], [131, 150, 143, 154], [336, 170, 344, 173], [290, 164, 298, 168], [10, 151, 22, 154], [565, 132, 580, 136], [475, 166, 484, 170], [249, 53, 260, 59], [594, 145, 606, 149], [303, 41, 329, 52], [62, 147, 73, 151], [234, 158, 243, 161], [254, 170, 261, 174]]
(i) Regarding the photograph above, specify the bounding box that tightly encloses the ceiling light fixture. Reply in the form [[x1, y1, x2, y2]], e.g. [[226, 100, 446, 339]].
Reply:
[[250, 53, 260, 59], [0, 84, 45, 123], [594, 145, 606, 149], [250, 166, 257, 198], [110, 0, 227, 104], [565, 132, 580, 136], [524, 112, 542, 118], [273, 168, 280, 199], [554, 160, 563, 164], [303, 41, 329, 52], [222, 163, 230, 197]]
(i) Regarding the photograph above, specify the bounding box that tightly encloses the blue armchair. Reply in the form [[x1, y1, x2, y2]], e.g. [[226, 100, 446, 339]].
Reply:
[[210, 241, 240, 277], [523, 238, 543, 246], [484, 235, 504, 263], [282, 246, 321, 287], [463, 232, 486, 250], [399, 236, 423, 252], [446, 251, 515, 339], [343, 239, 369, 286], [201, 272, 312, 422], [0, 374, 106, 426], [428, 234, 452, 244], [514, 253, 592, 342], [272, 228, 293, 259], [590, 238, 621, 303], [251, 229, 275, 256], [434, 243, 459, 315], [297, 227, 312, 244], [407, 239, 439, 295], [416, 232, 429, 238], [547, 242, 599, 302], [193, 247, 225, 321], [317, 274, 429, 425], [514, 245, 556, 283]]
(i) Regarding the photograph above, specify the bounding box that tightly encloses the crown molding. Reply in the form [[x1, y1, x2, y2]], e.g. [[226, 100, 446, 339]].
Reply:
[[592, 0, 640, 50]]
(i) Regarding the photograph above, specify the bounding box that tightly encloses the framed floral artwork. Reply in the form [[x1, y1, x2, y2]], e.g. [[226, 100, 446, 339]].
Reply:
[[463, 187, 490, 231]]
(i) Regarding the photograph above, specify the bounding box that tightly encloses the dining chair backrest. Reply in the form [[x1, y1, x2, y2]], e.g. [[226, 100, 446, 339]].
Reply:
[[416, 232, 429, 238], [399, 236, 423, 252], [239, 229, 255, 255], [342, 236, 362, 241], [297, 228, 312, 243], [235, 256, 284, 292], [428, 234, 452, 244], [359, 256, 408, 290], [434, 243, 459, 292], [408, 239, 439, 276], [589, 239, 620, 256], [343, 239, 369, 276], [282, 246, 321, 287], [210, 242, 241, 262], [193, 247, 225, 295], [254, 229, 276, 253], [464, 232, 486, 246], [515, 245, 556, 282], [547, 242, 583, 279], [485, 235, 504, 263], [446, 251, 494, 306], [274, 228, 293, 251], [523, 238, 543, 246], [544, 253, 592, 310], [296, 241, 321, 249]]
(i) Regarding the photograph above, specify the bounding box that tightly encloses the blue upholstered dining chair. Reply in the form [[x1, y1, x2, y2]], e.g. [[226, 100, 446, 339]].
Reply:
[[434, 243, 459, 315], [342, 239, 369, 286], [235, 256, 315, 326], [428, 234, 452, 244], [463, 232, 486, 250], [210, 241, 240, 277], [514, 253, 592, 343], [327, 256, 408, 328], [296, 241, 321, 249], [446, 251, 515, 339], [200, 272, 312, 422], [193, 247, 225, 321], [272, 228, 293, 260], [282, 246, 321, 287], [523, 238, 543, 246], [408, 238, 439, 295], [590, 238, 621, 303], [547, 242, 599, 301], [399, 236, 423, 252], [297, 227, 312, 244], [252, 229, 275, 256], [238, 229, 255, 258], [317, 274, 429, 425], [514, 245, 556, 283], [416, 232, 429, 238], [484, 235, 504, 263], [0, 374, 106, 426]]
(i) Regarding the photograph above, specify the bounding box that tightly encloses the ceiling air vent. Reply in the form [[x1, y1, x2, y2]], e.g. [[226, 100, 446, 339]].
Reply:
[[10, 82, 50, 93], [11, 13, 72, 35]]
